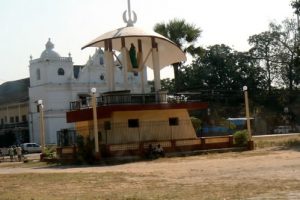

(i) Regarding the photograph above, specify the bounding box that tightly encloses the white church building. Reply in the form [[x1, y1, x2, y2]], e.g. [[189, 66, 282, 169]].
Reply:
[[28, 38, 149, 144]]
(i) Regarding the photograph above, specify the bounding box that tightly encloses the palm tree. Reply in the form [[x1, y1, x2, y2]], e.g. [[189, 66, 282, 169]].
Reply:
[[154, 18, 202, 92]]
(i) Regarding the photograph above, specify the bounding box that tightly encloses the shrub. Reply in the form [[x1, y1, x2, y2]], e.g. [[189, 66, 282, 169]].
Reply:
[[190, 117, 202, 130], [44, 146, 56, 158], [76, 135, 96, 164], [233, 130, 249, 147]]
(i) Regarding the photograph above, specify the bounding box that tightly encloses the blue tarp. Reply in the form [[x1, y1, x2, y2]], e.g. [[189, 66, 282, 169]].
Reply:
[[203, 126, 228, 133]]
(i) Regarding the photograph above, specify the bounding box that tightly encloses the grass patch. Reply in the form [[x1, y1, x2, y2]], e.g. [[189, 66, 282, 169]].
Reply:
[[253, 134, 300, 149], [0, 172, 299, 200], [0, 159, 59, 169]]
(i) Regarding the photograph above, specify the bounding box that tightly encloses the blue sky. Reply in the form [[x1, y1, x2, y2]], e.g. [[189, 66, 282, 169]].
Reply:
[[0, 0, 294, 83]]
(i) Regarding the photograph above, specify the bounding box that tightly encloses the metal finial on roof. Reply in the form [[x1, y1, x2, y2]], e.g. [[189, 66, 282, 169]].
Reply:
[[123, 0, 137, 27]]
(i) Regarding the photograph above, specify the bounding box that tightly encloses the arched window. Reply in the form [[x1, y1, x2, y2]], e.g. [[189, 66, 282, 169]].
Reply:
[[99, 56, 104, 65], [100, 74, 105, 80], [36, 68, 41, 80], [58, 68, 65, 76]]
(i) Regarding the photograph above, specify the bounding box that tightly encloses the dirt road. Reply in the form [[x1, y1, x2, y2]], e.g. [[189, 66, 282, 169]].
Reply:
[[0, 147, 299, 199]]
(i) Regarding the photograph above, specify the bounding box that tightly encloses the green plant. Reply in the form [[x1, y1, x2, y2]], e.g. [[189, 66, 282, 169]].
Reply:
[[190, 117, 202, 130], [233, 130, 249, 147], [76, 135, 96, 164], [44, 146, 56, 158], [254, 135, 300, 149]]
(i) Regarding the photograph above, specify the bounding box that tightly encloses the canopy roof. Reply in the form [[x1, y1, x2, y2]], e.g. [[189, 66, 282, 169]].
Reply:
[[82, 26, 187, 69]]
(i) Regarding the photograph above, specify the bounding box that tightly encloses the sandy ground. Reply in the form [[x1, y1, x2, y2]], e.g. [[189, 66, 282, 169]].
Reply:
[[0, 148, 300, 199], [0, 148, 300, 177], [0, 148, 299, 177]]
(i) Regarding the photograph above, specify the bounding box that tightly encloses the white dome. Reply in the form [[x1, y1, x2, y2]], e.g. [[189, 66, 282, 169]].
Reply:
[[40, 38, 60, 59]]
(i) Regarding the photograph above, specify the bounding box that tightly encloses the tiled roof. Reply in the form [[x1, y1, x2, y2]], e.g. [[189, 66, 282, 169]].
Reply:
[[0, 78, 29, 105]]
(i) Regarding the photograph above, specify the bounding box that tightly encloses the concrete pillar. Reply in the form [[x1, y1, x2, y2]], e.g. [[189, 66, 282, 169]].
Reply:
[[104, 40, 115, 91], [138, 39, 145, 93], [151, 37, 161, 92], [141, 67, 145, 93], [121, 37, 129, 90]]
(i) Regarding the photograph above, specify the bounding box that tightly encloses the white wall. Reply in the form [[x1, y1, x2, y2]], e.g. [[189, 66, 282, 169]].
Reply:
[[28, 46, 150, 145]]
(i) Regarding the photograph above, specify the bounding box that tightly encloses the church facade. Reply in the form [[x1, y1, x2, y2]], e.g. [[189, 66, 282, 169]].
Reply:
[[0, 38, 149, 145]]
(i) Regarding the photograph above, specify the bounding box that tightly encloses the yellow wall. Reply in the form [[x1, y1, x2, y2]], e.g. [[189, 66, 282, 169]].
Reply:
[[75, 109, 197, 145], [111, 109, 189, 122], [0, 102, 28, 123], [75, 121, 91, 138]]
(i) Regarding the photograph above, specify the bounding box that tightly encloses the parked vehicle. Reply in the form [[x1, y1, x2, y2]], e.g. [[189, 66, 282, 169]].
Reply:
[[20, 143, 42, 154], [273, 126, 292, 134]]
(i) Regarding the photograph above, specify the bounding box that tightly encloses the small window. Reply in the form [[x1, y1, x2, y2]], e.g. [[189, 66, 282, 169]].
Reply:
[[36, 68, 41, 80], [169, 117, 179, 126], [10, 117, 14, 123], [104, 121, 111, 130], [99, 57, 104, 65], [100, 74, 105, 80], [1, 119, 3, 124], [128, 119, 139, 128], [58, 68, 65, 75], [22, 115, 27, 122], [15, 116, 19, 123], [78, 94, 89, 106]]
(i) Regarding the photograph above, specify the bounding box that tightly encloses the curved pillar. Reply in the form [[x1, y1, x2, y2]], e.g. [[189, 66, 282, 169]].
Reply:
[[121, 38, 129, 90], [141, 66, 145, 93], [104, 40, 115, 91], [151, 37, 161, 92], [138, 39, 145, 93]]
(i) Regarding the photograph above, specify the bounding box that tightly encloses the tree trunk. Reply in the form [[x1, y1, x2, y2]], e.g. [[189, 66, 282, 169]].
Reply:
[[289, 63, 293, 91], [266, 60, 271, 93]]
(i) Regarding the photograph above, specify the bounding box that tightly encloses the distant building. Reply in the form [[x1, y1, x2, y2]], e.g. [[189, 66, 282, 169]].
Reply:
[[0, 38, 149, 146], [0, 78, 29, 146]]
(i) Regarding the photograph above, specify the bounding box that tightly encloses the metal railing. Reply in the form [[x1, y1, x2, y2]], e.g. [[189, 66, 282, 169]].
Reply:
[[69, 92, 192, 111], [57, 129, 77, 147], [0, 122, 28, 130]]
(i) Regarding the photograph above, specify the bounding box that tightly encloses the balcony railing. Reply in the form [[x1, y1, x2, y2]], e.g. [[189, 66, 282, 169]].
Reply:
[[0, 122, 28, 130], [30, 57, 72, 64], [69, 91, 191, 111]]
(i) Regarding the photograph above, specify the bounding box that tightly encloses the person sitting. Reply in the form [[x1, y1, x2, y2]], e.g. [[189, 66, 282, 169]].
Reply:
[[154, 144, 165, 157]]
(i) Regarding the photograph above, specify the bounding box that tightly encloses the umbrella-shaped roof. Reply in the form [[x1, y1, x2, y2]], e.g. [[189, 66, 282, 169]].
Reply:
[[82, 26, 187, 70]]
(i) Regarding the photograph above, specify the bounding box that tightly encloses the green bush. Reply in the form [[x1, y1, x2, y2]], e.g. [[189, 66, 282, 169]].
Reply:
[[233, 130, 249, 147], [76, 135, 96, 164], [44, 146, 56, 158], [190, 117, 202, 130]]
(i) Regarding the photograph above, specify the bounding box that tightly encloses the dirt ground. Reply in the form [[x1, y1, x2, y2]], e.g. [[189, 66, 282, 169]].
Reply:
[[0, 146, 299, 200]]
